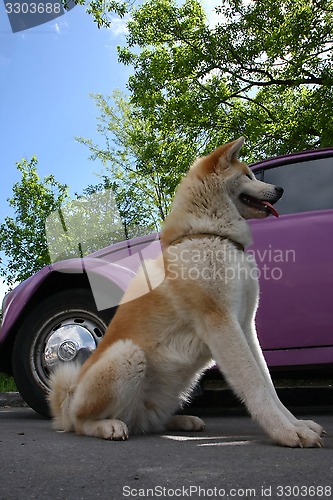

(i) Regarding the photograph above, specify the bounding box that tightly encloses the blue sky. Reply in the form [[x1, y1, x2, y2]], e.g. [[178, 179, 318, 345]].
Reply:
[[0, 3, 132, 300], [0, 0, 218, 302]]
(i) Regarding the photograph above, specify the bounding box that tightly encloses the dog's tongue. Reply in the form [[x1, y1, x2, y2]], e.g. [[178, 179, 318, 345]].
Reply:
[[262, 201, 279, 218]]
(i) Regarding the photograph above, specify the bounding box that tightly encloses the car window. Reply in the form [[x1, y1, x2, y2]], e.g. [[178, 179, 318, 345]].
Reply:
[[253, 169, 264, 181], [262, 157, 333, 215]]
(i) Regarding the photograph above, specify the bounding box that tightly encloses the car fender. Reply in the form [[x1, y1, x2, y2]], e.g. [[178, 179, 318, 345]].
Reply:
[[0, 258, 135, 345]]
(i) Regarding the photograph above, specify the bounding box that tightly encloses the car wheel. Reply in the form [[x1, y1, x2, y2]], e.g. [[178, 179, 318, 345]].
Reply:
[[12, 288, 116, 417]]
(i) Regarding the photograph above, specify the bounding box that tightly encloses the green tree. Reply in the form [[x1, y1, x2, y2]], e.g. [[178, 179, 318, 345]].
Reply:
[[81, 177, 157, 239], [72, 0, 333, 158], [0, 157, 69, 288], [77, 91, 199, 227], [117, 0, 333, 159], [73, 0, 333, 228], [62, 0, 129, 28]]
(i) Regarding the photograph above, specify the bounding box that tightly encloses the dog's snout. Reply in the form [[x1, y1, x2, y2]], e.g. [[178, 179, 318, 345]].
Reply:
[[275, 186, 284, 198]]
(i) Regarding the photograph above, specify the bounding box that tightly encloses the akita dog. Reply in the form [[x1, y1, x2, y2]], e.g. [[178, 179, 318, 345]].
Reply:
[[49, 137, 324, 447]]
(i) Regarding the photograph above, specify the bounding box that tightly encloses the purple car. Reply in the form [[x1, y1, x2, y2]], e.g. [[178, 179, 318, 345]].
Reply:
[[1, 147, 333, 416]]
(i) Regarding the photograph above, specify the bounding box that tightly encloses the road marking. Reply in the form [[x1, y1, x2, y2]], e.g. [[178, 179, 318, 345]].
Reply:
[[161, 435, 257, 446], [162, 435, 229, 441], [198, 440, 254, 447]]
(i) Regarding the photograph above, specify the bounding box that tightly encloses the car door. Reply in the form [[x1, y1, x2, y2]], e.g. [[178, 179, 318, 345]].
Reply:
[[250, 154, 333, 352]]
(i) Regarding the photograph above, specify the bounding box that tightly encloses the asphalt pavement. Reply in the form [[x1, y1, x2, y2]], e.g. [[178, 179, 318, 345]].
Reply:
[[0, 407, 332, 500]]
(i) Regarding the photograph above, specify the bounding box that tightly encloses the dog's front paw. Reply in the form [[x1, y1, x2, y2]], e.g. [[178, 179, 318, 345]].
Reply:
[[166, 415, 205, 432], [296, 419, 325, 437], [272, 422, 323, 448], [96, 419, 129, 440]]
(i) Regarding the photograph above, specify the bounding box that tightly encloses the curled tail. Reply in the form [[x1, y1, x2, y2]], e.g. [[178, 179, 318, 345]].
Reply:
[[48, 363, 81, 432]]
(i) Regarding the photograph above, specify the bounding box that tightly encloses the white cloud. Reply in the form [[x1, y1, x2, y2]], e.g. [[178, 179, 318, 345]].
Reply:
[[200, 0, 221, 28], [109, 15, 130, 37], [54, 22, 61, 35], [201, 0, 254, 28], [52, 19, 69, 35]]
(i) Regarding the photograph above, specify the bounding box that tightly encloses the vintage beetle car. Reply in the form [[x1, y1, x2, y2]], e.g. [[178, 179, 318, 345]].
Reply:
[[1, 147, 333, 416]]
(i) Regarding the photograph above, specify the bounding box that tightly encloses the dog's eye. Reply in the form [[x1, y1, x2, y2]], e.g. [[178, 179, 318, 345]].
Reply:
[[245, 174, 252, 180]]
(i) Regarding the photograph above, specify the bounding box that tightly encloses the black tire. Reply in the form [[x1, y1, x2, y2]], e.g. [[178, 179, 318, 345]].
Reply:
[[12, 289, 116, 417]]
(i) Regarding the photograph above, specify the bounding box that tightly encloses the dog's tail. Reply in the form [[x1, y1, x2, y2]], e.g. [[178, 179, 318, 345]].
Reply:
[[48, 362, 81, 432]]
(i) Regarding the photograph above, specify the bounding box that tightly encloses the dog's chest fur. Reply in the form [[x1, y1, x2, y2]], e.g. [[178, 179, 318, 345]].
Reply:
[[165, 236, 259, 321]]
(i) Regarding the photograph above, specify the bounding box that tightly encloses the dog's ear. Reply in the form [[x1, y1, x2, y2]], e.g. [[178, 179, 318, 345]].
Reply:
[[225, 136, 245, 162], [193, 137, 245, 178]]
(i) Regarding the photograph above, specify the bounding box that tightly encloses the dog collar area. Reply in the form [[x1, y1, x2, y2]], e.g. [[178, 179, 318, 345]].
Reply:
[[168, 233, 245, 252]]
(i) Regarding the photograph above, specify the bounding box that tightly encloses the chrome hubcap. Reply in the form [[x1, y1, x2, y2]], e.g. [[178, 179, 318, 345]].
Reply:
[[43, 318, 103, 372], [58, 339, 78, 362]]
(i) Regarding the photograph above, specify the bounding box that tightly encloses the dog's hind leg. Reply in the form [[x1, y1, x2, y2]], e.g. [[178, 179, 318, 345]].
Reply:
[[72, 339, 146, 440]]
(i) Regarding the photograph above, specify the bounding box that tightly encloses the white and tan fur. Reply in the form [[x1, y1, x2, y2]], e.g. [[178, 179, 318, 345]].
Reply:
[[48, 138, 324, 447]]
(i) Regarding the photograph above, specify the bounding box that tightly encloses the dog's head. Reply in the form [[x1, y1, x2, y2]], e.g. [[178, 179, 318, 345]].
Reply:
[[191, 137, 284, 219]]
